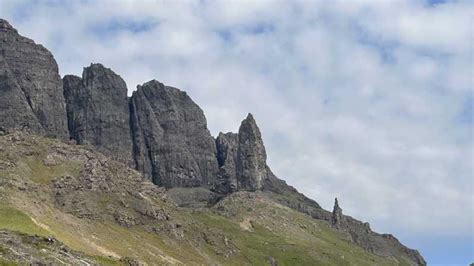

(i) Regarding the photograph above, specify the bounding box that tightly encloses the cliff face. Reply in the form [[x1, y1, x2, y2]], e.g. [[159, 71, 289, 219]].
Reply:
[[215, 132, 239, 193], [129, 80, 219, 188], [0, 19, 68, 138], [0, 18, 426, 265], [63, 63, 133, 164]]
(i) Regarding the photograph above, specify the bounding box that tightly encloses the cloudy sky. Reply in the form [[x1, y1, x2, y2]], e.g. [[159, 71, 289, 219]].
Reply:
[[1, 0, 472, 264]]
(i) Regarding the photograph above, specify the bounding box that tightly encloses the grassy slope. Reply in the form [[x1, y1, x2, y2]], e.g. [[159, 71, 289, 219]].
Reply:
[[0, 134, 399, 265]]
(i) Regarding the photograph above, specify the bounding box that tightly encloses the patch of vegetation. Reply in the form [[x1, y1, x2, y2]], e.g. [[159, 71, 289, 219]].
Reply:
[[21, 156, 82, 184], [0, 204, 48, 237], [93, 256, 122, 266], [193, 197, 397, 266], [0, 257, 17, 266], [0, 134, 406, 265]]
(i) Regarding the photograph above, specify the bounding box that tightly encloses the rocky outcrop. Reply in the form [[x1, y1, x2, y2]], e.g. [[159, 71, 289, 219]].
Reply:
[[330, 198, 426, 265], [0, 18, 426, 265], [214, 132, 239, 194], [63, 63, 133, 164], [0, 230, 95, 265], [236, 114, 268, 191], [214, 114, 268, 192], [331, 197, 346, 229], [129, 80, 218, 188], [0, 19, 68, 138]]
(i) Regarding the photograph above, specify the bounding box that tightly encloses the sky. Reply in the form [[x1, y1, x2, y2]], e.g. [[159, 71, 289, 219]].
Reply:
[[0, 0, 472, 264]]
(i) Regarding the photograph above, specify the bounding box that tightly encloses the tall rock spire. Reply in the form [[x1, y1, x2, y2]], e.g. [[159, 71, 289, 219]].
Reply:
[[236, 113, 268, 191], [214, 113, 269, 192], [331, 197, 346, 229]]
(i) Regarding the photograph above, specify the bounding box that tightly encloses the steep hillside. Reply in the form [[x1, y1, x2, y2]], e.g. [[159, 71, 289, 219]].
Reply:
[[0, 132, 413, 265]]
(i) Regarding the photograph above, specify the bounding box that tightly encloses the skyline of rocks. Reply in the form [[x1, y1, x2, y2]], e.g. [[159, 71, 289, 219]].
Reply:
[[0, 18, 425, 265]]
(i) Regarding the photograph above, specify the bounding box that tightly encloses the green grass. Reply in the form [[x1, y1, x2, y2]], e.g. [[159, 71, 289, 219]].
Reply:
[[0, 204, 48, 236], [194, 212, 320, 265], [21, 156, 82, 184], [0, 258, 17, 266], [92, 256, 122, 266], [0, 134, 405, 265], [192, 202, 396, 266], [0, 204, 124, 266]]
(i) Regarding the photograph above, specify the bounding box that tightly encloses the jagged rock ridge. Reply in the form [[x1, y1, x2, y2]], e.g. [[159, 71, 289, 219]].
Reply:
[[0, 18, 426, 265]]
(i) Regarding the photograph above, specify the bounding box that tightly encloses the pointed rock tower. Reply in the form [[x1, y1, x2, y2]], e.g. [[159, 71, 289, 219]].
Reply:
[[236, 113, 268, 191], [331, 197, 346, 230], [214, 113, 269, 192]]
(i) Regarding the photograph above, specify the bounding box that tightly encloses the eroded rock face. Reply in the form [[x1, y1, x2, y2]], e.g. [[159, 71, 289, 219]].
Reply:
[[331, 197, 346, 230], [214, 114, 268, 192], [0, 19, 68, 138], [214, 132, 239, 194], [63, 63, 133, 164], [130, 80, 218, 188], [236, 114, 268, 191]]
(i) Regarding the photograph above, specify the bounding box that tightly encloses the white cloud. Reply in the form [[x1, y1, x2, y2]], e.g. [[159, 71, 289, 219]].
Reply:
[[0, 0, 472, 245]]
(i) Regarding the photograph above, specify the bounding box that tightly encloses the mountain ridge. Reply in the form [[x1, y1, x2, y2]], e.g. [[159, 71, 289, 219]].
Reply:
[[0, 18, 425, 265]]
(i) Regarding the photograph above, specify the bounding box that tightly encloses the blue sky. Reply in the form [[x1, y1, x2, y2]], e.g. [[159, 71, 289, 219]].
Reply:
[[0, 0, 472, 264]]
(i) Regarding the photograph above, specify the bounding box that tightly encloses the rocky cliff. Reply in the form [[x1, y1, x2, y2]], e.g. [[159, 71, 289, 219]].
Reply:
[[63, 63, 133, 164], [0, 18, 425, 265], [130, 80, 219, 188], [0, 19, 68, 138]]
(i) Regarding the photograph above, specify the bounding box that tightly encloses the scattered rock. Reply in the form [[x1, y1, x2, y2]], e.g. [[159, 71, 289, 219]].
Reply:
[[267, 256, 277, 266], [120, 257, 145, 266], [42, 153, 64, 166]]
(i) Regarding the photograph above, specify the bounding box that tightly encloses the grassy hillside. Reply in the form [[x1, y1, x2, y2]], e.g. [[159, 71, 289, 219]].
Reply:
[[0, 132, 401, 265]]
